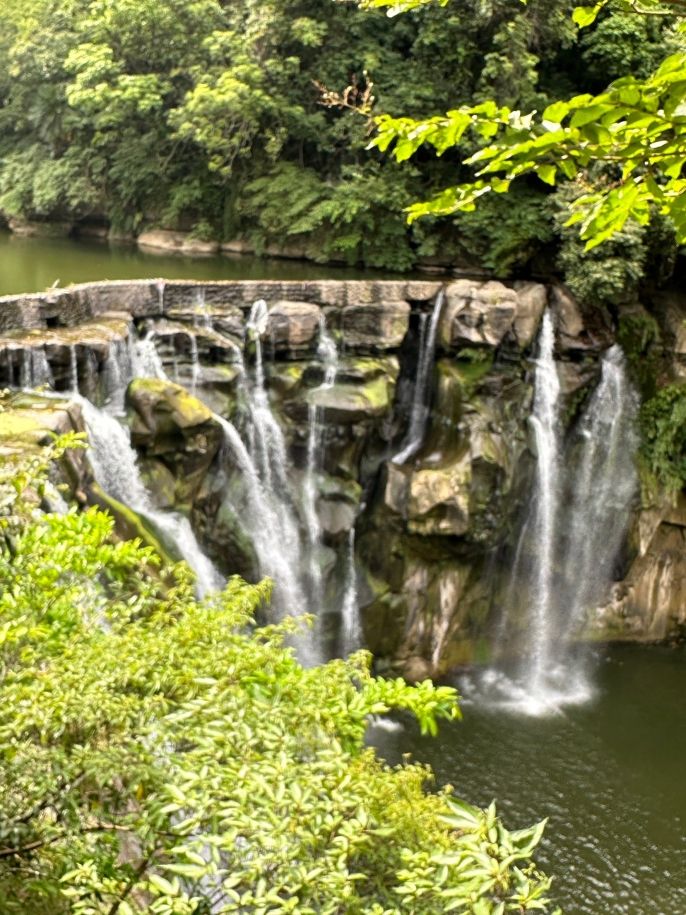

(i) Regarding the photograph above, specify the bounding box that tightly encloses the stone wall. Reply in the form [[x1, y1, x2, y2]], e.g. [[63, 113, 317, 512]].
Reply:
[[0, 278, 442, 332]]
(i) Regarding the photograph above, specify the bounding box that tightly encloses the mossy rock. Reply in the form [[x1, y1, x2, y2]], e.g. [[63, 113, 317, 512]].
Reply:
[[127, 377, 215, 436], [89, 482, 175, 566], [334, 356, 400, 385], [309, 376, 394, 423], [126, 378, 222, 507]]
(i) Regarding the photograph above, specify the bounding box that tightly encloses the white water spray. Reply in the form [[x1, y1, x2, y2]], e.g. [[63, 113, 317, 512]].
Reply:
[[485, 317, 638, 715]]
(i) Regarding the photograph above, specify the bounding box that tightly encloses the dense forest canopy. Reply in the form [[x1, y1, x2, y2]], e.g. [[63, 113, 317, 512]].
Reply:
[[369, 0, 686, 253], [0, 0, 682, 303]]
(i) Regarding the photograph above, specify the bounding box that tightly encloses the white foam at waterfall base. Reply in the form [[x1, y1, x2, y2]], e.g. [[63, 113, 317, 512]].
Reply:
[[77, 395, 222, 598], [483, 316, 638, 717]]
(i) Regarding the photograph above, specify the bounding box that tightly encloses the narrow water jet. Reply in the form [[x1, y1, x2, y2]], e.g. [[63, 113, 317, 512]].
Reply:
[[69, 345, 79, 393], [302, 315, 339, 602], [393, 288, 445, 464], [188, 332, 200, 395], [339, 528, 361, 655]]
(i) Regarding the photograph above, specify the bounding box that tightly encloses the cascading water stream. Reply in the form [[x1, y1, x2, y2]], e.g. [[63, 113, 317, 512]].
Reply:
[[132, 332, 167, 380], [102, 338, 132, 414], [20, 346, 53, 389], [215, 416, 307, 618], [194, 286, 212, 330], [77, 394, 222, 598], [68, 346, 79, 393], [187, 332, 201, 395], [483, 314, 639, 715], [240, 300, 307, 617], [339, 528, 361, 655], [524, 310, 562, 704], [302, 315, 339, 602], [393, 288, 445, 464], [559, 346, 638, 645]]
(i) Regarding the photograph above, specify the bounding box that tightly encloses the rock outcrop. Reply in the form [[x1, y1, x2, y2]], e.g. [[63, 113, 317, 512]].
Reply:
[[127, 378, 222, 509], [3, 276, 683, 679]]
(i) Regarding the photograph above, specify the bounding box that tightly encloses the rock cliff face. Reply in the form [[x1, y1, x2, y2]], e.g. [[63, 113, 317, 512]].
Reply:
[[1, 277, 684, 675]]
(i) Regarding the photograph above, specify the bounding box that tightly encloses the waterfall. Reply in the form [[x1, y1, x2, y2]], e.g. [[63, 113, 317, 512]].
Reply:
[[132, 332, 167, 380], [194, 286, 212, 329], [393, 288, 445, 464], [238, 300, 307, 616], [216, 416, 307, 617], [77, 395, 222, 598], [302, 315, 339, 602], [188, 332, 200, 395], [559, 346, 638, 644], [485, 315, 638, 715], [33, 347, 54, 388], [524, 311, 562, 702], [102, 339, 132, 413], [20, 346, 53, 389], [339, 528, 361, 655]]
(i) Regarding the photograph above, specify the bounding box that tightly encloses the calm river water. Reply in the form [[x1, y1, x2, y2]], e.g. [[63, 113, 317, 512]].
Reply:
[[0, 230, 398, 295], [370, 644, 686, 915]]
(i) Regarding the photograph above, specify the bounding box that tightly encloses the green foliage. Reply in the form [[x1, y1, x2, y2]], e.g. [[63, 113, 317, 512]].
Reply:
[[639, 382, 686, 492], [616, 309, 663, 397], [241, 162, 421, 269], [551, 180, 649, 307], [371, 1, 686, 252], [1, 0, 674, 277], [0, 446, 558, 913], [455, 185, 555, 275]]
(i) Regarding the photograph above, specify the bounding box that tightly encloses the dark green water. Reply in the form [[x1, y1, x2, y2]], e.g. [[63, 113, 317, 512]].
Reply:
[[0, 231, 399, 296], [369, 644, 686, 915]]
